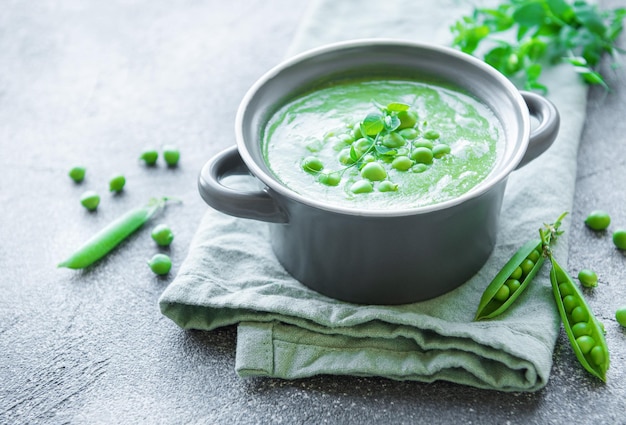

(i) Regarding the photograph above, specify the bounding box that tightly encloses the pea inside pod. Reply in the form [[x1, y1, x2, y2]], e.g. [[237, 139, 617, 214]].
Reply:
[[549, 257, 609, 382], [474, 239, 544, 320]]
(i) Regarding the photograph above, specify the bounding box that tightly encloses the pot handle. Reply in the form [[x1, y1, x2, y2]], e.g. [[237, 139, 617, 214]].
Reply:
[[516, 91, 560, 169], [197, 145, 289, 223]]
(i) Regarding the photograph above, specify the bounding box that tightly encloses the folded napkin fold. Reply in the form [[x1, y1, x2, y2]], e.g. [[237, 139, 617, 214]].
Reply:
[[159, 0, 588, 391]]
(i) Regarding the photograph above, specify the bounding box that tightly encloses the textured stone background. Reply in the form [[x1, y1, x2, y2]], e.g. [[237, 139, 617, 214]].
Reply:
[[1, 1, 625, 424]]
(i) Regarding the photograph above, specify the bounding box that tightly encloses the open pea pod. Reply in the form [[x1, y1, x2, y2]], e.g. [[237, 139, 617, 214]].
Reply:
[[550, 256, 609, 382], [474, 239, 544, 321]]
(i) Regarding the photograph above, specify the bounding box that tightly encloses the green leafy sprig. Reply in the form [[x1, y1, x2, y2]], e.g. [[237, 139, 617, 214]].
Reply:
[[450, 0, 626, 92]]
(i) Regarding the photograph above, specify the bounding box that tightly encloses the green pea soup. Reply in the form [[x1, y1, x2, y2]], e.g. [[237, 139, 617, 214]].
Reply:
[[262, 78, 504, 210]]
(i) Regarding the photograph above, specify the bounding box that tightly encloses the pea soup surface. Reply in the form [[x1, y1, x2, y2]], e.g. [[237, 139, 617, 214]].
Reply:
[[262, 79, 504, 210]]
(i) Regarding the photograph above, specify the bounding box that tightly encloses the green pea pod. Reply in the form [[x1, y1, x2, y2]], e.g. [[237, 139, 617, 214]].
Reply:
[[58, 197, 173, 269], [550, 256, 609, 382], [474, 239, 544, 321]]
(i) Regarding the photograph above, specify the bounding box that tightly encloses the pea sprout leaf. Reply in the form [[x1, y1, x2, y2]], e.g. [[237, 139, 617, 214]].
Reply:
[[450, 0, 626, 92], [361, 113, 385, 136]]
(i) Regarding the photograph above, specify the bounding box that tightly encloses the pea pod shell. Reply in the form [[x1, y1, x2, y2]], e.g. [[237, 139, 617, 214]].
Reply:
[[58, 200, 163, 269], [474, 239, 543, 320], [550, 257, 609, 382]]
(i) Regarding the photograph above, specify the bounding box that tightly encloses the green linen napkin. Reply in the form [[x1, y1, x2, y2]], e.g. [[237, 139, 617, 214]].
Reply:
[[159, 0, 588, 391]]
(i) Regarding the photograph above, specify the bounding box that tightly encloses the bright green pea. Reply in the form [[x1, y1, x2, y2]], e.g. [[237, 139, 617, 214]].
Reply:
[[423, 130, 440, 140], [612, 229, 626, 250], [578, 269, 598, 288], [302, 156, 324, 174], [616, 307, 626, 327], [163, 145, 180, 167], [318, 172, 341, 187], [147, 253, 172, 275], [151, 224, 174, 246], [576, 335, 595, 354], [109, 174, 126, 192], [352, 125, 363, 139], [505, 278, 521, 293], [527, 249, 541, 263], [590, 345, 606, 366], [353, 138, 373, 157], [412, 163, 429, 173], [399, 128, 418, 140], [360, 162, 387, 181], [382, 132, 406, 148], [397, 110, 418, 129], [410, 147, 433, 164], [571, 306, 589, 323], [584, 210, 610, 231], [571, 321, 591, 338], [520, 258, 535, 276], [350, 180, 373, 194], [559, 281, 575, 297], [69, 166, 86, 183], [338, 149, 355, 165], [391, 156, 413, 171], [432, 144, 451, 158], [378, 180, 398, 192], [80, 191, 100, 211], [412, 140, 433, 150], [493, 284, 510, 302], [510, 266, 523, 280], [140, 148, 159, 166], [562, 295, 578, 313]]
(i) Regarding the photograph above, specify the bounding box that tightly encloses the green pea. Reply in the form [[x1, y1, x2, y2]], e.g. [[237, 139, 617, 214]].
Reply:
[[558, 281, 575, 297], [302, 156, 324, 174], [350, 180, 373, 194], [378, 180, 398, 192], [337, 133, 354, 144], [520, 258, 535, 276], [571, 305, 589, 323], [80, 191, 100, 211], [493, 284, 510, 302], [612, 229, 626, 250], [590, 345, 606, 366], [360, 162, 387, 181], [163, 145, 180, 167], [432, 144, 451, 158], [412, 163, 429, 173], [353, 138, 373, 157], [412, 140, 433, 150], [616, 306, 626, 327], [584, 210, 610, 231], [571, 321, 591, 338], [505, 278, 521, 293], [391, 156, 413, 171], [382, 132, 406, 148], [577, 269, 598, 288], [397, 110, 418, 129], [148, 253, 172, 275], [151, 224, 174, 247], [352, 125, 363, 139], [318, 172, 341, 187], [410, 147, 433, 164], [527, 249, 541, 263], [562, 295, 578, 313], [140, 148, 159, 166], [423, 130, 440, 140], [69, 166, 86, 183], [338, 149, 355, 165], [510, 266, 523, 280], [576, 335, 595, 354], [109, 174, 126, 192], [399, 128, 418, 140]]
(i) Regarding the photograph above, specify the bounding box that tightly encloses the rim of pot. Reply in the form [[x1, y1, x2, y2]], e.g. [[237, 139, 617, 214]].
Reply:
[[235, 38, 530, 217]]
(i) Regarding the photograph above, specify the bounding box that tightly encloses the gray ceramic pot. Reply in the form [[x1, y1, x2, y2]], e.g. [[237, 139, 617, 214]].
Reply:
[[198, 40, 559, 305]]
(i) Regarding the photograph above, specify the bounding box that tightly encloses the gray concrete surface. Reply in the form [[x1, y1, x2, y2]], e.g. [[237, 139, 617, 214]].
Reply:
[[1, 1, 625, 424]]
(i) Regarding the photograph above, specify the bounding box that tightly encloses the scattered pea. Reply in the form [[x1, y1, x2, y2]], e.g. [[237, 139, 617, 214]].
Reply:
[[399, 128, 418, 140], [148, 253, 172, 275], [360, 162, 387, 181], [318, 172, 341, 187], [109, 174, 126, 192], [616, 307, 626, 327], [382, 132, 405, 148], [378, 180, 398, 192], [350, 180, 373, 194], [302, 157, 324, 174], [391, 156, 413, 171], [80, 191, 100, 211], [412, 163, 429, 173], [612, 229, 626, 250], [423, 130, 440, 140], [412, 140, 433, 150], [140, 148, 159, 166], [432, 144, 451, 158], [69, 166, 86, 183], [584, 210, 610, 231], [410, 147, 433, 164], [151, 224, 174, 247], [163, 145, 180, 167], [397, 110, 418, 129], [578, 269, 598, 288]]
